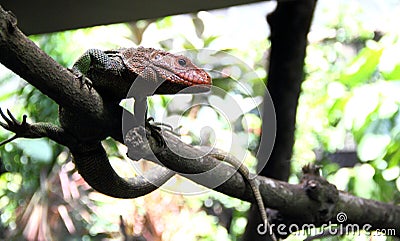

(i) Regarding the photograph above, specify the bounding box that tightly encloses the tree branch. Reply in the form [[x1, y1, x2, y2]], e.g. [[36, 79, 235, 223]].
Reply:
[[0, 5, 108, 121], [125, 127, 400, 237]]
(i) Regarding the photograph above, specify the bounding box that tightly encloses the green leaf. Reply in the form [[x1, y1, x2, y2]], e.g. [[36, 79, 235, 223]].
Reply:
[[192, 15, 205, 39], [357, 133, 391, 161], [340, 41, 383, 87], [327, 93, 350, 126], [382, 63, 400, 80], [203, 35, 220, 47], [183, 39, 196, 50]]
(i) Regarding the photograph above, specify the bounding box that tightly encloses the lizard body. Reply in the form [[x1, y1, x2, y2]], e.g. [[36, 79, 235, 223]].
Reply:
[[2, 47, 271, 236], [1, 47, 211, 198]]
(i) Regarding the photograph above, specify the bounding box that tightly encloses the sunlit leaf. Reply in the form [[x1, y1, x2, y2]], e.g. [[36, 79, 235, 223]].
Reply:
[[203, 35, 219, 47], [382, 63, 400, 80], [382, 166, 400, 181], [183, 39, 196, 50], [327, 93, 350, 126], [353, 164, 376, 198], [17, 140, 53, 164], [340, 41, 383, 87], [357, 133, 390, 161]]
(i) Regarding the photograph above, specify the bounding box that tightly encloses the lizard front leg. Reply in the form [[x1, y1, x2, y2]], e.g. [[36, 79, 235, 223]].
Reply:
[[122, 96, 166, 149], [71, 49, 124, 77]]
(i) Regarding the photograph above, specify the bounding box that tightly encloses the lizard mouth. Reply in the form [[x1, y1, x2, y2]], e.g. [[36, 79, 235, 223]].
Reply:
[[156, 68, 212, 94], [176, 69, 212, 86]]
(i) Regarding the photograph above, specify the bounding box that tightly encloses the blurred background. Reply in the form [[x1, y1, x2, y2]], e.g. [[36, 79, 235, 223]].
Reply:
[[0, 0, 399, 240]]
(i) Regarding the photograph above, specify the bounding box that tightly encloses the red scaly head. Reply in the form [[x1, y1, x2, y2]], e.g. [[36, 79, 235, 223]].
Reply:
[[120, 47, 212, 95]]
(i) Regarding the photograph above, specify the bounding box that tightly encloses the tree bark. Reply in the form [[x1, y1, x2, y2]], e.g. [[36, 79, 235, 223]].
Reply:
[[0, 5, 109, 122]]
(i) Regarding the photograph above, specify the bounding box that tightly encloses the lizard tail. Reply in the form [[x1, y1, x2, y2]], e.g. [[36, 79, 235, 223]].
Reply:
[[71, 142, 175, 198]]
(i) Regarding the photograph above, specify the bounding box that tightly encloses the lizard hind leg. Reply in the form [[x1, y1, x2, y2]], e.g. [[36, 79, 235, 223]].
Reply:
[[0, 108, 40, 145], [0, 108, 77, 147]]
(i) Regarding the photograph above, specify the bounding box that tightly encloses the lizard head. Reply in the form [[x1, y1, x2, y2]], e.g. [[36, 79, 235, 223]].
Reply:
[[122, 47, 212, 95]]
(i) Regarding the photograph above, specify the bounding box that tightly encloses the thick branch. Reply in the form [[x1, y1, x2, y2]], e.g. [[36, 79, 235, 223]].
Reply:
[[336, 192, 399, 234], [0, 5, 107, 121], [125, 128, 400, 236]]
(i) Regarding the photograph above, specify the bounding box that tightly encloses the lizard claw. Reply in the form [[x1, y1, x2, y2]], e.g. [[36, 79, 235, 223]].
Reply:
[[0, 108, 32, 146], [145, 117, 165, 148], [81, 77, 93, 90], [146, 117, 181, 136], [68, 68, 93, 90], [146, 117, 161, 131]]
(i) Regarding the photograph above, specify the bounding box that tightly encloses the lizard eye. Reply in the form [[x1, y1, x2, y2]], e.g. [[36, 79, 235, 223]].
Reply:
[[178, 58, 186, 66]]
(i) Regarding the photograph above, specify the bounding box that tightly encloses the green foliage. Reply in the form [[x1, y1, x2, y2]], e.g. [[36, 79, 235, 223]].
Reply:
[[339, 41, 383, 87], [295, 1, 400, 208], [382, 63, 400, 80]]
